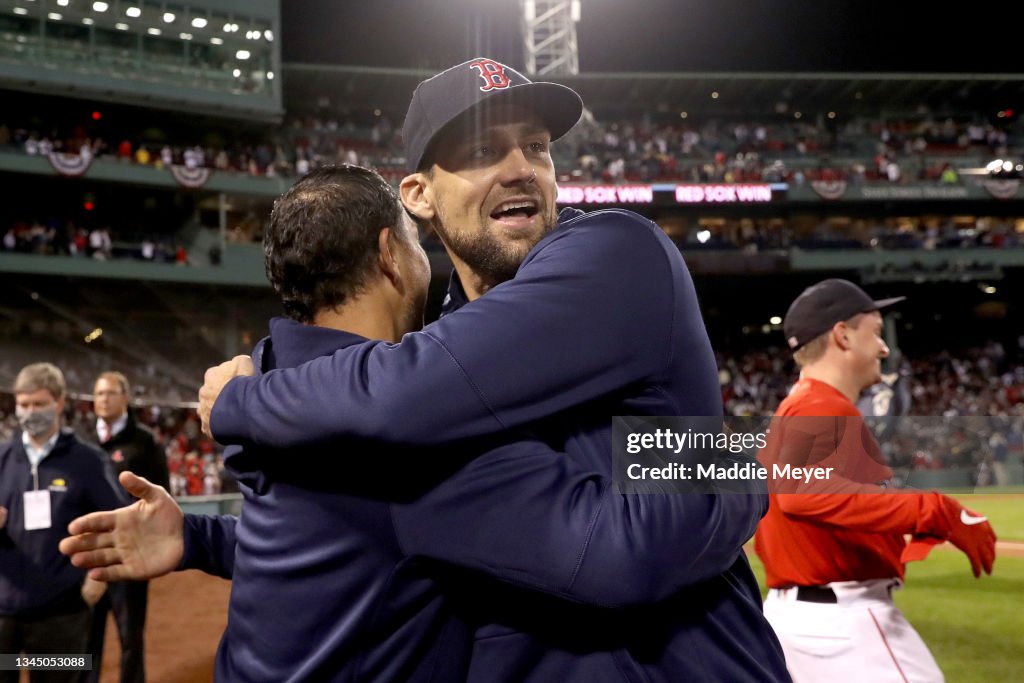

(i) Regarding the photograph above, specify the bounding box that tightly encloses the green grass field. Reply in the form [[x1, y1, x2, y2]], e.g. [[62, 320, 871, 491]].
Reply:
[[746, 494, 1024, 682]]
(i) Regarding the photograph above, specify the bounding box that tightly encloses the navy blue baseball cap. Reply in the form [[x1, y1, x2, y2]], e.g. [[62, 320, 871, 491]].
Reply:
[[402, 57, 583, 172], [783, 279, 905, 350]]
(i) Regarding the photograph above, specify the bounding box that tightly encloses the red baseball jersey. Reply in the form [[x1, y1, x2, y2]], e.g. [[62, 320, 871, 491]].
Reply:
[[754, 377, 949, 588]]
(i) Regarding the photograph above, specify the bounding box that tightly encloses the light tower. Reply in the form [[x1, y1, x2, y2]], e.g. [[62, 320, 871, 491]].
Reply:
[[520, 0, 581, 76]]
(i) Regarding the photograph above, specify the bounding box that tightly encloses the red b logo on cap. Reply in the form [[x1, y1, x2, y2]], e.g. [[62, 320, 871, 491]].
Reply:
[[469, 59, 511, 91]]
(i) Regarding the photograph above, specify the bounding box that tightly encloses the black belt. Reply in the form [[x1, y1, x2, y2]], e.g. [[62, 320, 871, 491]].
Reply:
[[795, 585, 837, 603]]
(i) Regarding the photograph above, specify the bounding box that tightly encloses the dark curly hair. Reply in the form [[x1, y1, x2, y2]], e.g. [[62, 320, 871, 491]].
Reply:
[[265, 165, 405, 323]]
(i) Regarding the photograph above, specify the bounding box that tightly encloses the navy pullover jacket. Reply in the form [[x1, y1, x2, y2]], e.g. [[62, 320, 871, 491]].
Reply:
[[0, 430, 124, 617], [202, 208, 790, 682]]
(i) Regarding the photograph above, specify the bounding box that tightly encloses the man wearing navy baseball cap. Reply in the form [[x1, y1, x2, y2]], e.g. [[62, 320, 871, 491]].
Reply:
[[783, 278, 905, 351], [197, 56, 789, 682], [755, 277, 996, 683]]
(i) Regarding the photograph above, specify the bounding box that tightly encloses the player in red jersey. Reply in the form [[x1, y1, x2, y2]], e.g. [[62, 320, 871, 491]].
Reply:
[[754, 279, 996, 682]]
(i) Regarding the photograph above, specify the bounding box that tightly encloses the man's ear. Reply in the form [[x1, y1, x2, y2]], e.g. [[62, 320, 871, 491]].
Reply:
[[400, 173, 435, 223], [377, 227, 401, 287], [831, 322, 851, 351]]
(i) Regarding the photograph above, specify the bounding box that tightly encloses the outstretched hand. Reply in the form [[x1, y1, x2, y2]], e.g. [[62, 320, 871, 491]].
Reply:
[[59, 471, 185, 582]]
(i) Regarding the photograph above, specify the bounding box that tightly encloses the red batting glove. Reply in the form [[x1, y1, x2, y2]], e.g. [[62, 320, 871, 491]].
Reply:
[[901, 496, 996, 577]]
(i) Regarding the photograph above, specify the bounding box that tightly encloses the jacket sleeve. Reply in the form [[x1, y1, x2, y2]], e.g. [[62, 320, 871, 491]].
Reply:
[[775, 490, 949, 535], [764, 414, 950, 535], [211, 213, 677, 449], [392, 437, 766, 609], [178, 514, 237, 579]]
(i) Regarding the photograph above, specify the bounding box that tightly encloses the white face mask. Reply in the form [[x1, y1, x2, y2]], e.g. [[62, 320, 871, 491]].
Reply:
[[16, 406, 58, 439]]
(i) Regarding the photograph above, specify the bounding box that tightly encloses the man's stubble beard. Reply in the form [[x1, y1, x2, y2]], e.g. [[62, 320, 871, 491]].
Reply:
[[435, 202, 559, 290]]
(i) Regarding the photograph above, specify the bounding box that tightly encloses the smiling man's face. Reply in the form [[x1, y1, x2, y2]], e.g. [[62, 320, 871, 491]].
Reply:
[[419, 103, 559, 292]]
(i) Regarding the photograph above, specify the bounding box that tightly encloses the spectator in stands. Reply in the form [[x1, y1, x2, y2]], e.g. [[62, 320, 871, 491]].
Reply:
[[84, 372, 168, 683], [0, 363, 124, 682]]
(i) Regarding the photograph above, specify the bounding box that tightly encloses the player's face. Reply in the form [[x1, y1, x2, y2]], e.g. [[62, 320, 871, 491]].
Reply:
[[94, 377, 128, 421], [850, 311, 889, 388], [424, 104, 559, 289]]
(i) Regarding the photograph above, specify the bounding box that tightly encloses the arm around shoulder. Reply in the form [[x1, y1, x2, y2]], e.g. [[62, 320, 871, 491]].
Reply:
[[211, 213, 678, 451]]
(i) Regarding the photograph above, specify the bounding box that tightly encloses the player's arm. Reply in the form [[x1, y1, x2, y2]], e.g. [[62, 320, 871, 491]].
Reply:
[[178, 513, 237, 579], [764, 417, 996, 575], [61, 472, 237, 581], [393, 436, 767, 609], [210, 213, 680, 449]]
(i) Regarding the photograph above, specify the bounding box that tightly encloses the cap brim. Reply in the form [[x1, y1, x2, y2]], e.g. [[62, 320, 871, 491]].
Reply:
[[418, 82, 583, 170], [871, 296, 906, 310], [499, 81, 584, 142]]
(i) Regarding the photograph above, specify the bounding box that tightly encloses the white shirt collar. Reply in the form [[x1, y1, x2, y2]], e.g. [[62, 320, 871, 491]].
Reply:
[[97, 412, 129, 441], [22, 430, 60, 468]]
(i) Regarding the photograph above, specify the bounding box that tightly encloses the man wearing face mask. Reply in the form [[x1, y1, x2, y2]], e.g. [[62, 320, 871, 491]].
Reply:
[[0, 363, 125, 682]]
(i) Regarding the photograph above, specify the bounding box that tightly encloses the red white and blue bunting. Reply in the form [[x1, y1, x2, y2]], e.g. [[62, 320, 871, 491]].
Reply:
[[47, 152, 93, 177], [981, 179, 1020, 200], [169, 165, 212, 189], [810, 179, 848, 200]]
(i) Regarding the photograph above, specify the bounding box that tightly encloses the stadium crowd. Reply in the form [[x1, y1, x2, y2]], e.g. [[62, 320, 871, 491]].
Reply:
[[3, 108, 1022, 187]]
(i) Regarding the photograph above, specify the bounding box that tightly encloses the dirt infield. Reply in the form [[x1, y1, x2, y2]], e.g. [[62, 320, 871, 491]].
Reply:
[[94, 571, 230, 683]]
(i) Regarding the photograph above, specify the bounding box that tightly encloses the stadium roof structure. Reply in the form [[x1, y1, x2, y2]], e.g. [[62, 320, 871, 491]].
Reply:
[[283, 63, 1024, 121]]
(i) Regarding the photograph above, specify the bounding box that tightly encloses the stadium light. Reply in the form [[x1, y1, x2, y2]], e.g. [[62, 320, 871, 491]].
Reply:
[[57, 0, 68, 6], [82, 17, 94, 24], [769, 316, 782, 325], [236, 49, 250, 60], [192, 17, 207, 28], [232, 68, 241, 77], [47, 12, 62, 20], [264, 29, 273, 41], [84, 328, 103, 343], [115, 21, 128, 30], [210, 36, 223, 45], [163, 12, 175, 23], [92, 1, 109, 12], [148, 27, 161, 35], [13, 7, 28, 15], [679, 111, 688, 119], [125, 6, 140, 18], [179, 32, 192, 40], [266, 71, 274, 80], [696, 230, 711, 244]]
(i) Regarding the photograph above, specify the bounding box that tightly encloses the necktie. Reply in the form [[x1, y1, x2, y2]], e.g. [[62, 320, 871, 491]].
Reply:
[[99, 423, 110, 443]]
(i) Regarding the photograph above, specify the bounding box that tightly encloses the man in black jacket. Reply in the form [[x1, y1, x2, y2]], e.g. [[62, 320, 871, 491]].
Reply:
[[84, 371, 168, 683]]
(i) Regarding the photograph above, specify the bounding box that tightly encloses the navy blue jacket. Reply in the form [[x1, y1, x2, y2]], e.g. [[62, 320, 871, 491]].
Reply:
[[208, 208, 790, 682], [0, 430, 125, 617], [183, 316, 774, 681]]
